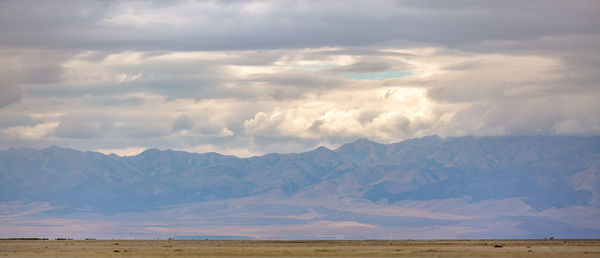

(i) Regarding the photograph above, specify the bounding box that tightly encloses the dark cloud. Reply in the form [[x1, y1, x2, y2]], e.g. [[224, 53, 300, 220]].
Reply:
[[0, 50, 65, 107], [307, 120, 323, 133], [555, 54, 600, 91], [115, 123, 169, 139], [84, 96, 144, 106], [441, 95, 600, 137], [0, 1, 597, 51], [443, 61, 484, 71], [0, 82, 22, 107], [19, 63, 64, 84], [312, 48, 416, 57], [0, 49, 72, 107], [171, 114, 194, 133], [0, 115, 42, 128], [53, 121, 109, 139], [52, 113, 115, 139]]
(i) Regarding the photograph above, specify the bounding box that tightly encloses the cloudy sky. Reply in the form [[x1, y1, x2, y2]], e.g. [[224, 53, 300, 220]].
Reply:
[[1, 0, 599, 156]]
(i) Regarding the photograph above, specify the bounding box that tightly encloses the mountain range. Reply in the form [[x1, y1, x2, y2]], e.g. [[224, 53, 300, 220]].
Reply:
[[1, 135, 599, 239]]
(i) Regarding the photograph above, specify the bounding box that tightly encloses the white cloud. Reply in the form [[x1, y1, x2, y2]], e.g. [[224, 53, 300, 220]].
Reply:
[[95, 147, 146, 156], [3, 122, 59, 141], [243, 86, 445, 144]]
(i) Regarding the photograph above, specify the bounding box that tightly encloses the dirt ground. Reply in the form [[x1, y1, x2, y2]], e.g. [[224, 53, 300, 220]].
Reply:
[[1, 239, 599, 257]]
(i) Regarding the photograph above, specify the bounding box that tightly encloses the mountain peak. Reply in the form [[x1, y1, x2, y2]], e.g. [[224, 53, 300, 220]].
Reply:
[[314, 146, 331, 152], [43, 145, 65, 151], [351, 138, 379, 145], [335, 138, 383, 152], [42, 145, 81, 154], [300, 145, 335, 157], [138, 148, 162, 155]]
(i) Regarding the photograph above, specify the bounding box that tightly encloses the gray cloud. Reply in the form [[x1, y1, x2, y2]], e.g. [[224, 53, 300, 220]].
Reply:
[[114, 122, 169, 140], [327, 61, 392, 73], [53, 114, 114, 139], [0, 1, 597, 51], [0, 49, 72, 108], [84, 96, 144, 106], [439, 95, 600, 137], [0, 82, 22, 108], [0, 115, 42, 128], [171, 114, 194, 133]]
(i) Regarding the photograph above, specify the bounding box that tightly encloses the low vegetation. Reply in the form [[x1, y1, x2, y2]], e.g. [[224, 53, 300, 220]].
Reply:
[[1, 239, 599, 257]]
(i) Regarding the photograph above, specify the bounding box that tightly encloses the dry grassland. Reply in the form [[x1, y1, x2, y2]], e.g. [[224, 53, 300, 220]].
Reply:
[[1, 239, 599, 257]]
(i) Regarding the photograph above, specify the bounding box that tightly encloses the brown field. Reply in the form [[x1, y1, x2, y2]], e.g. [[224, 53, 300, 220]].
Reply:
[[1, 239, 600, 257]]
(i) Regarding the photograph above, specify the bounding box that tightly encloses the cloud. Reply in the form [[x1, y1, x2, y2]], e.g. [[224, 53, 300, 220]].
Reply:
[[327, 61, 392, 73], [0, 1, 598, 155], [243, 86, 440, 145], [1, 1, 598, 51], [2, 45, 599, 155], [0, 49, 73, 109], [344, 71, 412, 80], [171, 114, 194, 133], [53, 114, 113, 139], [3, 122, 58, 141], [0, 115, 43, 128], [95, 147, 146, 157], [84, 96, 144, 106], [0, 50, 58, 107], [0, 82, 22, 108]]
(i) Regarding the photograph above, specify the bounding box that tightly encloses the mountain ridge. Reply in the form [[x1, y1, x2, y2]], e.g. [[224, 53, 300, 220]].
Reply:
[[2, 135, 600, 239], [2, 135, 599, 208]]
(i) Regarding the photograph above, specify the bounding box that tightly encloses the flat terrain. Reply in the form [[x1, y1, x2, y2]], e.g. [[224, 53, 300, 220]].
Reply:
[[1, 239, 599, 257]]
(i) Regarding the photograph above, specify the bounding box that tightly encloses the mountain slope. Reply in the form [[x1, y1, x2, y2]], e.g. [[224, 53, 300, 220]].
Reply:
[[1, 136, 599, 211], [1, 136, 599, 239]]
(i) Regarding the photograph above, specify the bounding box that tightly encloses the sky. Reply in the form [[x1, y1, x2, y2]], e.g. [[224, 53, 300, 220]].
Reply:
[[0, 0, 599, 157]]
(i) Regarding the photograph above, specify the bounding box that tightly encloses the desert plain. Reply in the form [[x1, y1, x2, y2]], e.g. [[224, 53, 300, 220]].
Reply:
[[1, 239, 599, 257]]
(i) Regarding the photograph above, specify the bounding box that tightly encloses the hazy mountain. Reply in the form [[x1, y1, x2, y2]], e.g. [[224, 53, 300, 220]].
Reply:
[[1, 135, 599, 239]]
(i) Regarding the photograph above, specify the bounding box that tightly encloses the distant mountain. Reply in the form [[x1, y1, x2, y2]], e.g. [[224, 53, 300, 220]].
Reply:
[[1, 135, 599, 239]]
